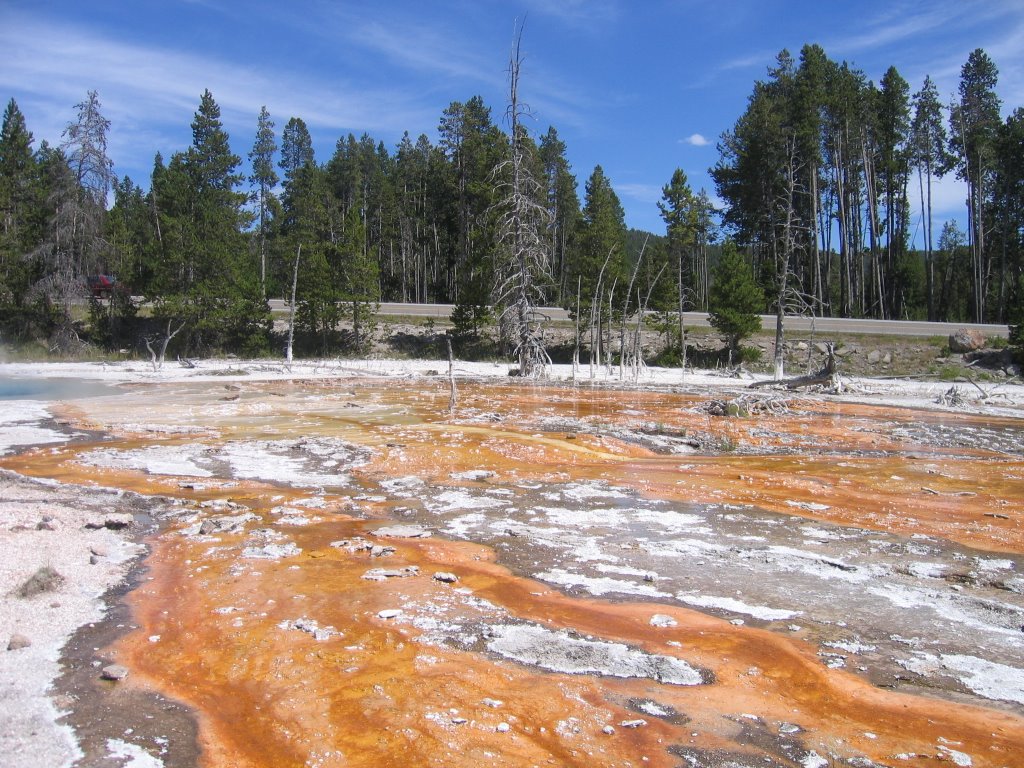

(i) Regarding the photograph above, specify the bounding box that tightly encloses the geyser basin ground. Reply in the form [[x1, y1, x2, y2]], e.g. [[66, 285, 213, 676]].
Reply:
[[1, 358, 1023, 767]]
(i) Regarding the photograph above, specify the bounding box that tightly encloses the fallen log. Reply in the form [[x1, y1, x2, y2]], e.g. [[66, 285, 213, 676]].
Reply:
[[750, 343, 836, 391]]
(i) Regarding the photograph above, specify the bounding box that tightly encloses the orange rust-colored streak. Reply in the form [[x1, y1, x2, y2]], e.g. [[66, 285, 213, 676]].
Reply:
[[406, 538, 1024, 767], [118, 520, 685, 768], [113, 510, 1024, 768], [9, 379, 1024, 767]]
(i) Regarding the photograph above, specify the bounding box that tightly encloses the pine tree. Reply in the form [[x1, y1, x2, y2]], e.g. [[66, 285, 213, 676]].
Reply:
[[338, 202, 379, 351], [949, 49, 1001, 321], [249, 106, 278, 299], [279, 117, 314, 187], [910, 75, 950, 321], [151, 90, 268, 354], [708, 243, 764, 366], [0, 98, 40, 327], [658, 168, 699, 363], [538, 126, 579, 303]]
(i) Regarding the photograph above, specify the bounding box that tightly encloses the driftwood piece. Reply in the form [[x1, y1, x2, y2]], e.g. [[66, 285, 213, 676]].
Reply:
[[750, 343, 837, 391]]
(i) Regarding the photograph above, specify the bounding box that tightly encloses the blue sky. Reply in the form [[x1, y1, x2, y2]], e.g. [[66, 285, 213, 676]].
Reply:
[[2, 0, 1022, 238]]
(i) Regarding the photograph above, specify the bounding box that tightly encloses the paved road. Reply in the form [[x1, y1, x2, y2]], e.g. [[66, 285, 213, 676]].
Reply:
[[267, 301, 1009, 338]]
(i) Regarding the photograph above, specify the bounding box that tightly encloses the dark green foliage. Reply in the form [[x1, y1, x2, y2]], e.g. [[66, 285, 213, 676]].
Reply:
[[708, 243, 764, 363], [146, 90, 270, 355], [570, 165, 626, 312]]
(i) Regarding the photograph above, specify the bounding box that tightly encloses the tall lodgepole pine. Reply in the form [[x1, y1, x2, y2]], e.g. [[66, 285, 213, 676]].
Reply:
[[249, 106, 278, 299]]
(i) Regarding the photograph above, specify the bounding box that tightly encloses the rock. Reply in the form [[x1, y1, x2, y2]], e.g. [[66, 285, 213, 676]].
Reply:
[[101, 664, 130, 681], [814, 342, 830, 355], [84, 514, 133, 531], [496, 722, 510, 733], [16, 566, 65, 598], [482, 698, 503, 708], [949, 328, 986, 353], [89, 555, 101, 565], [649, 614, 678, 628], [280, 617, 341, 641], [602, 725, 616, 735], [362, 566, 419, 581], [882, 352, 892, 365], [620, 719, 647, 728], [433, 572, 459, 584], [199, 513, 256, 535], [370, 545, 396, 558], [35, 520, 57, 531], [794, 341, 808, 352], [89, 544, 109, 558], [450, 470, 496, 481], [7, 634, 31, 651], [373, 525, 431, 539], [377, 609, 403, 620], [867, 350, 881, 364]]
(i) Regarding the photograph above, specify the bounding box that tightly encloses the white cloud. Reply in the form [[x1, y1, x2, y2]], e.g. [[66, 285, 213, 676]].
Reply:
[[681, 133, 709, 147], [615, 183, 663, 204], [0, 11, 437, 179]]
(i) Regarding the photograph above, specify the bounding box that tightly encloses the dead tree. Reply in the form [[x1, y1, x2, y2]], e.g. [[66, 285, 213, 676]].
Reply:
[[446, 336, 458, 413], [286, 244, 301, 366], [618, 235, 648, 381], [588, 247, 615, 379], [144, 319, 185, 371], [491, 20, 552, 377]]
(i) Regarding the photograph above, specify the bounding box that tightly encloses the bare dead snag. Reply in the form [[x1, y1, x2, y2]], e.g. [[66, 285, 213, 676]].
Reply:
[[447, 336, 457, 413]]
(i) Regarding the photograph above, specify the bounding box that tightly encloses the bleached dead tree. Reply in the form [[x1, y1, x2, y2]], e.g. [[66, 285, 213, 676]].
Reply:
[[618, 234, 648, 381], [491, 20, 553, 378], [588, 248, 614, 379], [285, 245, 301, 366], [144, 319, 185, 371]]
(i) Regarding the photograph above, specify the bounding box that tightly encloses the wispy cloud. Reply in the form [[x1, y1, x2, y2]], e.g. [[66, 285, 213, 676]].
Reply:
[[681, 133, 709, 147], [615, 182, 663, 204], [519, 0, 620, 30], [0, 10, 437, 176]]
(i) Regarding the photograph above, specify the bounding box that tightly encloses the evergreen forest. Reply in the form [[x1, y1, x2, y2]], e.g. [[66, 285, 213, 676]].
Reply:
[[1, 44, 1022, 365]]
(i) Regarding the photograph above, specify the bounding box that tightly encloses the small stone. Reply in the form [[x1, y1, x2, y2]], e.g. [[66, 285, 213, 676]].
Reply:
[[7, 634, 31, 651], [90, 544, 109, 558], [451, 716, 468, 725], [481, 698, 503, 708], [89, 555, 101, 565], [620, 719, 647, 728], [35, 520, 57, 531], [867, 350, 881, 364], [650, 613, 677, 628], [602, 725, 616, 735], [433, 572, 459, 584], [496, 722, 510, 733], [101, 664, 130, 681], [377, 609, 402, 620]]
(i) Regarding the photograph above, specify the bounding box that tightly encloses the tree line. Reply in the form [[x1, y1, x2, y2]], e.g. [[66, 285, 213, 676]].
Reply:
[[0, 43, 1020, 366], [713, 44, 1023, 332]]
